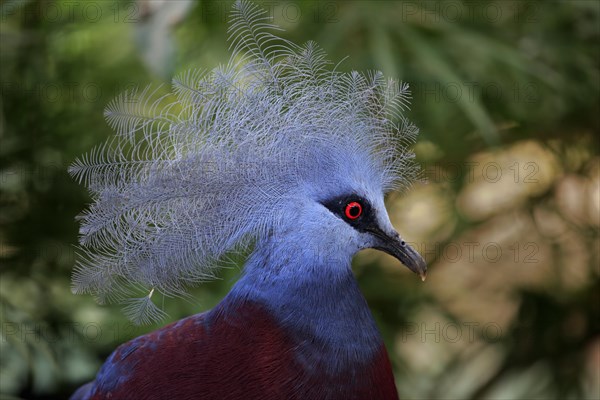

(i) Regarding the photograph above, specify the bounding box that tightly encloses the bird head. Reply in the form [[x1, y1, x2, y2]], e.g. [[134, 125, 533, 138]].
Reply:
[[263, 139, 426, 280], [69, 0, 425, 323]]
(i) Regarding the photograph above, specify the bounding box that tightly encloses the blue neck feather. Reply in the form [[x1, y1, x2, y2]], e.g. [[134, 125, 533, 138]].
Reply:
[[227, 239, 383, 372]]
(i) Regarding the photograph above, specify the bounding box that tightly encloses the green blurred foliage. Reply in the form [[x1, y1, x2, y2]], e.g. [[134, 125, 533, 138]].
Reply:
[[0, 1, 598, 399]]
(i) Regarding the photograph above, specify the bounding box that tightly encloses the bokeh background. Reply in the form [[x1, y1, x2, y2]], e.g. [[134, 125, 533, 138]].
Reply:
[[1, 0, 598, 399]]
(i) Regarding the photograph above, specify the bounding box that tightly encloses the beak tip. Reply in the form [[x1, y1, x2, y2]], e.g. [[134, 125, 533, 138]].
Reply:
[[371, 229, 428, 282]]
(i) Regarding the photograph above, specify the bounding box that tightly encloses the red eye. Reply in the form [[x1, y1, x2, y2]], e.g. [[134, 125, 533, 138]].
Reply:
[[344, 201, 363, 220]]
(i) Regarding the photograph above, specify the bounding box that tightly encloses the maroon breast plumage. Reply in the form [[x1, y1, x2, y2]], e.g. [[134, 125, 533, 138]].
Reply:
[[85, 299, 399, 400]]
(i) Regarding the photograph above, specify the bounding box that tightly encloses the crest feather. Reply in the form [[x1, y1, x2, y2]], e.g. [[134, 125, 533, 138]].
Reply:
[[70, 0, 419, 323]]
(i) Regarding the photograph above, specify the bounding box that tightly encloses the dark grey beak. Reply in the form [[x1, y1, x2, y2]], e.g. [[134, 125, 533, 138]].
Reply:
[[369, 228, 427, 281]]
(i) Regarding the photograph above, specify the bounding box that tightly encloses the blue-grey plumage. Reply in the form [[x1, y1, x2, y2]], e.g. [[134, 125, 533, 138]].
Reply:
[[69, 0, 424, 324]]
